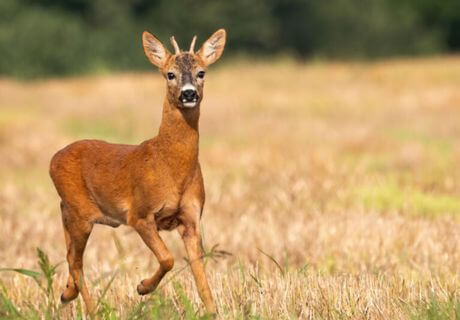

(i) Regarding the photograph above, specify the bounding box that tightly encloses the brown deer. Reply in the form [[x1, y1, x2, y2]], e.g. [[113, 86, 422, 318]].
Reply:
[[49, 29, 226, 315]]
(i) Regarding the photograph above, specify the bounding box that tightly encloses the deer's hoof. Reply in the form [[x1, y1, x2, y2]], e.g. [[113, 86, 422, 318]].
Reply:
[[61, 288, 79, 303], [137, 280, 153, 295]]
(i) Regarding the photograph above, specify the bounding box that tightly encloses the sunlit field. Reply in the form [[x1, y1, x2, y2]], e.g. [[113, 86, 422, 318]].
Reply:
[[0, 57, 459, 319]]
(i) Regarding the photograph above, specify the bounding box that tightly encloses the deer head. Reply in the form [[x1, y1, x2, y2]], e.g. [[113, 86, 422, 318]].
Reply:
[[142, 29, 226, 109]]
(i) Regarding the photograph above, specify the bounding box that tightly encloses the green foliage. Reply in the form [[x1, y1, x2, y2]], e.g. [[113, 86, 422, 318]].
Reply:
[[0, 248, 61, 319], [0, 0, 459, 78], [0, 283, 22, 318], [353, 180, 460, 217], [410, 297, 460, 320], [309, 0, 443, 58], [393, 0, 460, 50], [0, 1, 90, 78]]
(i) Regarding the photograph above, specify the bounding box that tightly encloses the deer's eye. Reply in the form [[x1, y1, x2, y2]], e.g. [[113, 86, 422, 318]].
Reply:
[[197, 71, 205, 79], [167, 72, 175, 80]]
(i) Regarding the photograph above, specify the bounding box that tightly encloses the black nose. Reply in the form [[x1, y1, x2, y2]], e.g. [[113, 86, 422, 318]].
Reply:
[[182, 89, 197, 101]]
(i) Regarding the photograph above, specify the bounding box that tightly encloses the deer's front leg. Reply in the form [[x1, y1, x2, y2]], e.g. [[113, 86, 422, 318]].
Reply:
[[133, 215, 174, 295], [178, 208, 216, 314]]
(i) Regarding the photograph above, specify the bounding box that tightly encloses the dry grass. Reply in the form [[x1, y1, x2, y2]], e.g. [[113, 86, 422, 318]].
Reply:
[[0, 56, 459, 319]]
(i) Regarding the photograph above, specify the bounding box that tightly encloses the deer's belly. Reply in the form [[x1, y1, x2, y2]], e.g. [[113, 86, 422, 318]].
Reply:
[[92, 192, 131, 224], [154, 200, 181, 230]]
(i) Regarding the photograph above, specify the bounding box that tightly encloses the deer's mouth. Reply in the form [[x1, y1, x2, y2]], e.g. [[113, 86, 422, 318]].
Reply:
[[179, 96, 199, 108], [182, 101, 197, 108]]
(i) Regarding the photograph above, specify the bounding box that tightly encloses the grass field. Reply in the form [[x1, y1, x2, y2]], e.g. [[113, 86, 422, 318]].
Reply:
[[0, 57, 459, 319]]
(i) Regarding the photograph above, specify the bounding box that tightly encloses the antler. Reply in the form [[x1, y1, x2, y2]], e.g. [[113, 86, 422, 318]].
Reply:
[[189, 35, 197, 53], [170, 36, 180, 54]]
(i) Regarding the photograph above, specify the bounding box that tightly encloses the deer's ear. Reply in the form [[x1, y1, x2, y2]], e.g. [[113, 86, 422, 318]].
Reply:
[[197, 29, 226, 66], [142, 31, 170, 68]]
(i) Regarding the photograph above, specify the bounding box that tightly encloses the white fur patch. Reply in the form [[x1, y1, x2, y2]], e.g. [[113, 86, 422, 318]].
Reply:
[[181, 83, 196, 91], [183, 101, 197, 108]]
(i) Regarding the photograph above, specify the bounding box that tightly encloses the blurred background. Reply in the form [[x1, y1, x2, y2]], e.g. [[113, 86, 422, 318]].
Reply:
[[1, 0, 460, 78], [1, 1, 459, 319]]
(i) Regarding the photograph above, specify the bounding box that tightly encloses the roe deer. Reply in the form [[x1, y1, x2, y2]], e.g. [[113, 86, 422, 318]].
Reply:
[[49, 29, 226, 315]]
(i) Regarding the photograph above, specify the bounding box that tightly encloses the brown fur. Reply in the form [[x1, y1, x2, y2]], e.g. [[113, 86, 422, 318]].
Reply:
[[49, 29, 226, 315]]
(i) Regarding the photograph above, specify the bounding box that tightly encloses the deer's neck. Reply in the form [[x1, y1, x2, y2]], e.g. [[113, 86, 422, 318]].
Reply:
[[155, 99, 200, 178]]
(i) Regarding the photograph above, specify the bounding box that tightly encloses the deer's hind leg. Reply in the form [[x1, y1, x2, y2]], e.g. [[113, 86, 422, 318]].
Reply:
[[60, 202, 94, 312]]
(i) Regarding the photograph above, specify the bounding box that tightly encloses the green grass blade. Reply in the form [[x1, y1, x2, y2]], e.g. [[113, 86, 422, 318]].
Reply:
[[0, 268, 41, 279], [257, 248, 285, 275], [95, 271, 118, 312], [0, 282, 23, 318]]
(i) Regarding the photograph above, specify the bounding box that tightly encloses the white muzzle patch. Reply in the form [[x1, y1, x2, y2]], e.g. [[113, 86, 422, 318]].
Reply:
[[181, 83, 197, 92]]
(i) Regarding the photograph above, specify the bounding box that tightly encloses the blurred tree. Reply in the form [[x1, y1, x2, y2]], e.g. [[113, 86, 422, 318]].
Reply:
[[0, 1, 90, 77], [310, 0, 443, 58], [139, 0, 278, 53], [0, 0, 458, 78], [271, 0, 318, 56], [393, 0, 460, 50]]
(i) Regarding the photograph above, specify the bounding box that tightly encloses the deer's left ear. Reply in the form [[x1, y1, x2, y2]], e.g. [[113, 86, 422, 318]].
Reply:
[[197, 29, 226, 66]]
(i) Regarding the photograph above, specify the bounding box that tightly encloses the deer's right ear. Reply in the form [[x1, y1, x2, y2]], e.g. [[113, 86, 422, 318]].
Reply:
[[142, 31, 170, 68]]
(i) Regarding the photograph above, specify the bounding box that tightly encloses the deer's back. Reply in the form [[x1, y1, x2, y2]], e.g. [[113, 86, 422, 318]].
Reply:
[[50, 139, 137, 181]]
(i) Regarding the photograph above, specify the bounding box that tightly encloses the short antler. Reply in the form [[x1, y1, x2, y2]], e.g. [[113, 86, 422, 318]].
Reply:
[[170, 36, 180, 54], [189, 36, 197, 53]]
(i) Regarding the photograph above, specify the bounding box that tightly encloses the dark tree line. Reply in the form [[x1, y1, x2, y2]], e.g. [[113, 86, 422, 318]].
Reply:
[[0, 0, 459, 78]]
